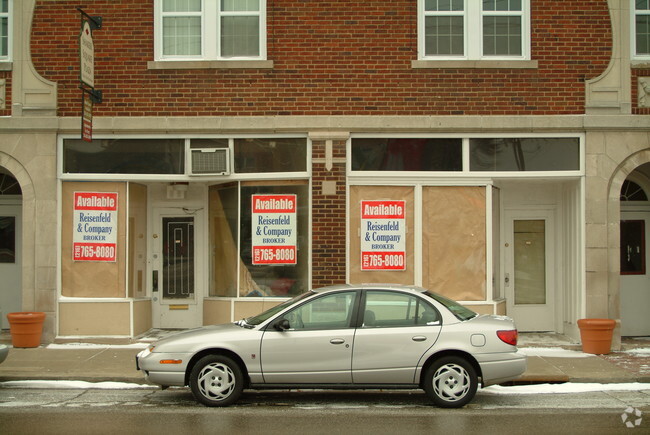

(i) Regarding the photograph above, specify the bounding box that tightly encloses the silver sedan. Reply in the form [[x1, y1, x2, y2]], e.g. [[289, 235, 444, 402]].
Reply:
[[136, 284, 526, 407]]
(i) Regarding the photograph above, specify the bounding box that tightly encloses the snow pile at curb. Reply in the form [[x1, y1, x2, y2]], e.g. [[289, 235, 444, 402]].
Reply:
[[0, 380, 155, 390], [481, 382, 650, 395]]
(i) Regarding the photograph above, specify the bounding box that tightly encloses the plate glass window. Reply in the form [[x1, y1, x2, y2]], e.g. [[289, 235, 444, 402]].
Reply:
[[635, 0, 650, 58], [0, 0, 9, 60]]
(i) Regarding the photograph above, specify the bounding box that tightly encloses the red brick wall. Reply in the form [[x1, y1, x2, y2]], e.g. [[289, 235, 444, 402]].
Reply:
[[311, 139, 346, 286], [31, 0, 612, 117]]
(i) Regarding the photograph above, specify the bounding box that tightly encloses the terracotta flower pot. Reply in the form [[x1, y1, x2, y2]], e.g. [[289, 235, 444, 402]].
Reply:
[[577, 318, 616, 355], [6, 312, 46, 348]]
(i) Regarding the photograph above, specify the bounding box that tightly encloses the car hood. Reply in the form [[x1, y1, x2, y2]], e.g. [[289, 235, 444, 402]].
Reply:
[[152, 323, 253, 353]]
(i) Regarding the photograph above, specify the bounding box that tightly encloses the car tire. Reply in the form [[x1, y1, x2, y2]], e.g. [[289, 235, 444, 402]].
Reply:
[[189, 355, 244, 407], [423, 356, 478, 408]]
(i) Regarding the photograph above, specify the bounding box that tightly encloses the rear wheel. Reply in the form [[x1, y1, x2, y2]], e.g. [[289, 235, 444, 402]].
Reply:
[[423, 356, 478, 408], [189, 355, 244, 407]]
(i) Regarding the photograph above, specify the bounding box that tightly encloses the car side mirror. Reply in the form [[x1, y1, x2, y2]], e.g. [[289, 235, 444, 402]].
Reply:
[[274, 318, 290, 331]]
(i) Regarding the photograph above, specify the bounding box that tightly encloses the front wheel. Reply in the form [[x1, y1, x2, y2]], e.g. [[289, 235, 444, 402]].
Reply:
[[189, 355, 244, 407], [423, 356, 478, 408]]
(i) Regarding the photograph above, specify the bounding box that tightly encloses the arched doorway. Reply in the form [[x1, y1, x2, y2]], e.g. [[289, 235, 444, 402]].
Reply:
[[0, 169, 22, 329], [620, 164, 650, 336]]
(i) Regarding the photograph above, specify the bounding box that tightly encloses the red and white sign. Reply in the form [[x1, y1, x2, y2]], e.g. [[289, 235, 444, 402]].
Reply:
[[73, 192, 118, 262], [361, 200, 406, 271], [252, 194, 297, 265]]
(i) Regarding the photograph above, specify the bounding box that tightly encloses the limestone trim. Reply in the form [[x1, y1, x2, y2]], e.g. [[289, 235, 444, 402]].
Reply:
[[585, 0, 632, 114], [11, 0, 57, 116]]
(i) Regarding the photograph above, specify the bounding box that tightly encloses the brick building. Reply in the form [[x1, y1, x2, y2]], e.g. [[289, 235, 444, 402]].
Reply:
[[0, 0, 648, 347]]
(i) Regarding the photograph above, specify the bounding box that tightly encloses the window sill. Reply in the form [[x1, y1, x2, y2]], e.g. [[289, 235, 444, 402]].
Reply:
[[147, 60, 274, 70], [412, 59, 538, 69], [0, 62, 12, 71], [631, 60, 650, 69]]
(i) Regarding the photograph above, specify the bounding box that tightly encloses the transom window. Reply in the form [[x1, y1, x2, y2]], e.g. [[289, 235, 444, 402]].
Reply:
[[155, 0, 266, 60], [0, 0, 10, 61], [418, 0, 530, 60], [634, 0, 650, 58]]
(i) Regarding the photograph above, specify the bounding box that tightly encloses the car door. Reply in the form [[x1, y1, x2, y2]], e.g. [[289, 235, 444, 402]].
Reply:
[[352, 290, 442, 384], [260, 290, 359, 384]]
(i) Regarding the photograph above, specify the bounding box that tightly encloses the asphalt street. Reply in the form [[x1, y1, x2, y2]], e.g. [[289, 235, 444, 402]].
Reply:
[[1, 386, 649, 434]]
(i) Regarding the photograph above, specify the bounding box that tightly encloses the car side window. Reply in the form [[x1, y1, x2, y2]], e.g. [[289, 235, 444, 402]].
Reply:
[[363, 291, 440, 328], [283, 291, 357, 330]]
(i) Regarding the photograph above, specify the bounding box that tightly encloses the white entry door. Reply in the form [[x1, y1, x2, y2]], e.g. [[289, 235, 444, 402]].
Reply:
[[152, 208, 203, 329], [0, 203, 21, 329], [620, 210, 650, 336], [504, 209, 556, 332]]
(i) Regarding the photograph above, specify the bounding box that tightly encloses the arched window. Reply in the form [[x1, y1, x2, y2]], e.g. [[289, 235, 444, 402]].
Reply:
[[620, 179, 648, 201], [0, 173, 21, 195]]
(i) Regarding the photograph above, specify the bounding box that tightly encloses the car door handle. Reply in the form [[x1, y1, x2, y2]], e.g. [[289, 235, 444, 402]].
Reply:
[[412, 336, 427, 342], [330, 338, 345, 345]]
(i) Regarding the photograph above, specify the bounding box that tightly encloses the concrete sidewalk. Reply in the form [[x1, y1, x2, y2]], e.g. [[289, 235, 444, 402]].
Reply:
[[0, 333, 648, 385]]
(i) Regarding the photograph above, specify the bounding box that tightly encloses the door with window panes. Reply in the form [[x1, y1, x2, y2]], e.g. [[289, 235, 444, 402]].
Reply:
[[504, 209, 556, 332]]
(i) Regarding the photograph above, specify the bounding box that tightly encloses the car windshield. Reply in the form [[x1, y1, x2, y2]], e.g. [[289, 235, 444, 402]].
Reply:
[[244, 291, 315, 326], [424, 291, 478, 321]]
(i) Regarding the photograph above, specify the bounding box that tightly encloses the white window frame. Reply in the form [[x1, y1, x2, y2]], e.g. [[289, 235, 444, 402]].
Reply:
[[154, 0, 267, 61], [417, 0, 530, 61], [632, 0, 650, 60], [0, 0, 12, 62]]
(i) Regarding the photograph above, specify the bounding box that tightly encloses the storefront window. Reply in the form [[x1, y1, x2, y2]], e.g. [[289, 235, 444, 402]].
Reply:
[[234, 138, 307, 173], [351, 138, 462, 171], [209, 184, 239, 297], [209, 182, 308, 298], [469, 137, 579, 171], [63, 139, 184, 174], [240, 183, 309, 297]]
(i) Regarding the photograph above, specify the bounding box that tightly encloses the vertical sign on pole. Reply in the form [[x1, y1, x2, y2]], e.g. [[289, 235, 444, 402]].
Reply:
[[73, 192, 118, 262], [79, 19, 95, 142], [82, 91, 93, 142], [251, 194, 297, 265], [361, 200, 406, 271]]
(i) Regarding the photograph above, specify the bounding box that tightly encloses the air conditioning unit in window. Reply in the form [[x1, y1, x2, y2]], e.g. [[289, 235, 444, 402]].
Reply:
[[189, 148, 230, 175]]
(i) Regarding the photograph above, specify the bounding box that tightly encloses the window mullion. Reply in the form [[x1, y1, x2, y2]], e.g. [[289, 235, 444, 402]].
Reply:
[[467, 1, 480, 59]]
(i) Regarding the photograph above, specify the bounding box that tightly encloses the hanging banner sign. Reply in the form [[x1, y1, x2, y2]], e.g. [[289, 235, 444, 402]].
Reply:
[[252, 194, 297, 265], [73, 192, 118, 262], [79, 20, 95, 88], [361, 200, 406, 271]]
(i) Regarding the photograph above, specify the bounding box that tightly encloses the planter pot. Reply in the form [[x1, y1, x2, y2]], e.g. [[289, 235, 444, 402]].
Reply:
[[6, 312, 46, 348], [577, 318, 616, 355]]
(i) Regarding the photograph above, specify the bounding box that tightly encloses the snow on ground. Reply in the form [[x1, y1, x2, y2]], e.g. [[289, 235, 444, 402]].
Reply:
[[518, 347, 592, 358], [45, 343, 148, 350]]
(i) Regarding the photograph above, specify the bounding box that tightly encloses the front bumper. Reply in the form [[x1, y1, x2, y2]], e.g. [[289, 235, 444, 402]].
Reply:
[[136, 349, 188, 387]]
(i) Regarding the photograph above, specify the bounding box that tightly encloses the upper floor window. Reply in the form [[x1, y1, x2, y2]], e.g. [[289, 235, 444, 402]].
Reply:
[[155, 0, 266, 61], [634, 0, 650, 59], [418, 0, 530, 60], [0, 0, 10, 61]]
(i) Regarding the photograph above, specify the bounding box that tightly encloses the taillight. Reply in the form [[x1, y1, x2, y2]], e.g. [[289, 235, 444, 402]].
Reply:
[[497, 329, 518, 346]]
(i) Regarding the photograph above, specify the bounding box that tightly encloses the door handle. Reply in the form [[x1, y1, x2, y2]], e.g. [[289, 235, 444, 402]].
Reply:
[[330, 338, 345, 345], [412, 336, 427, 342]]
